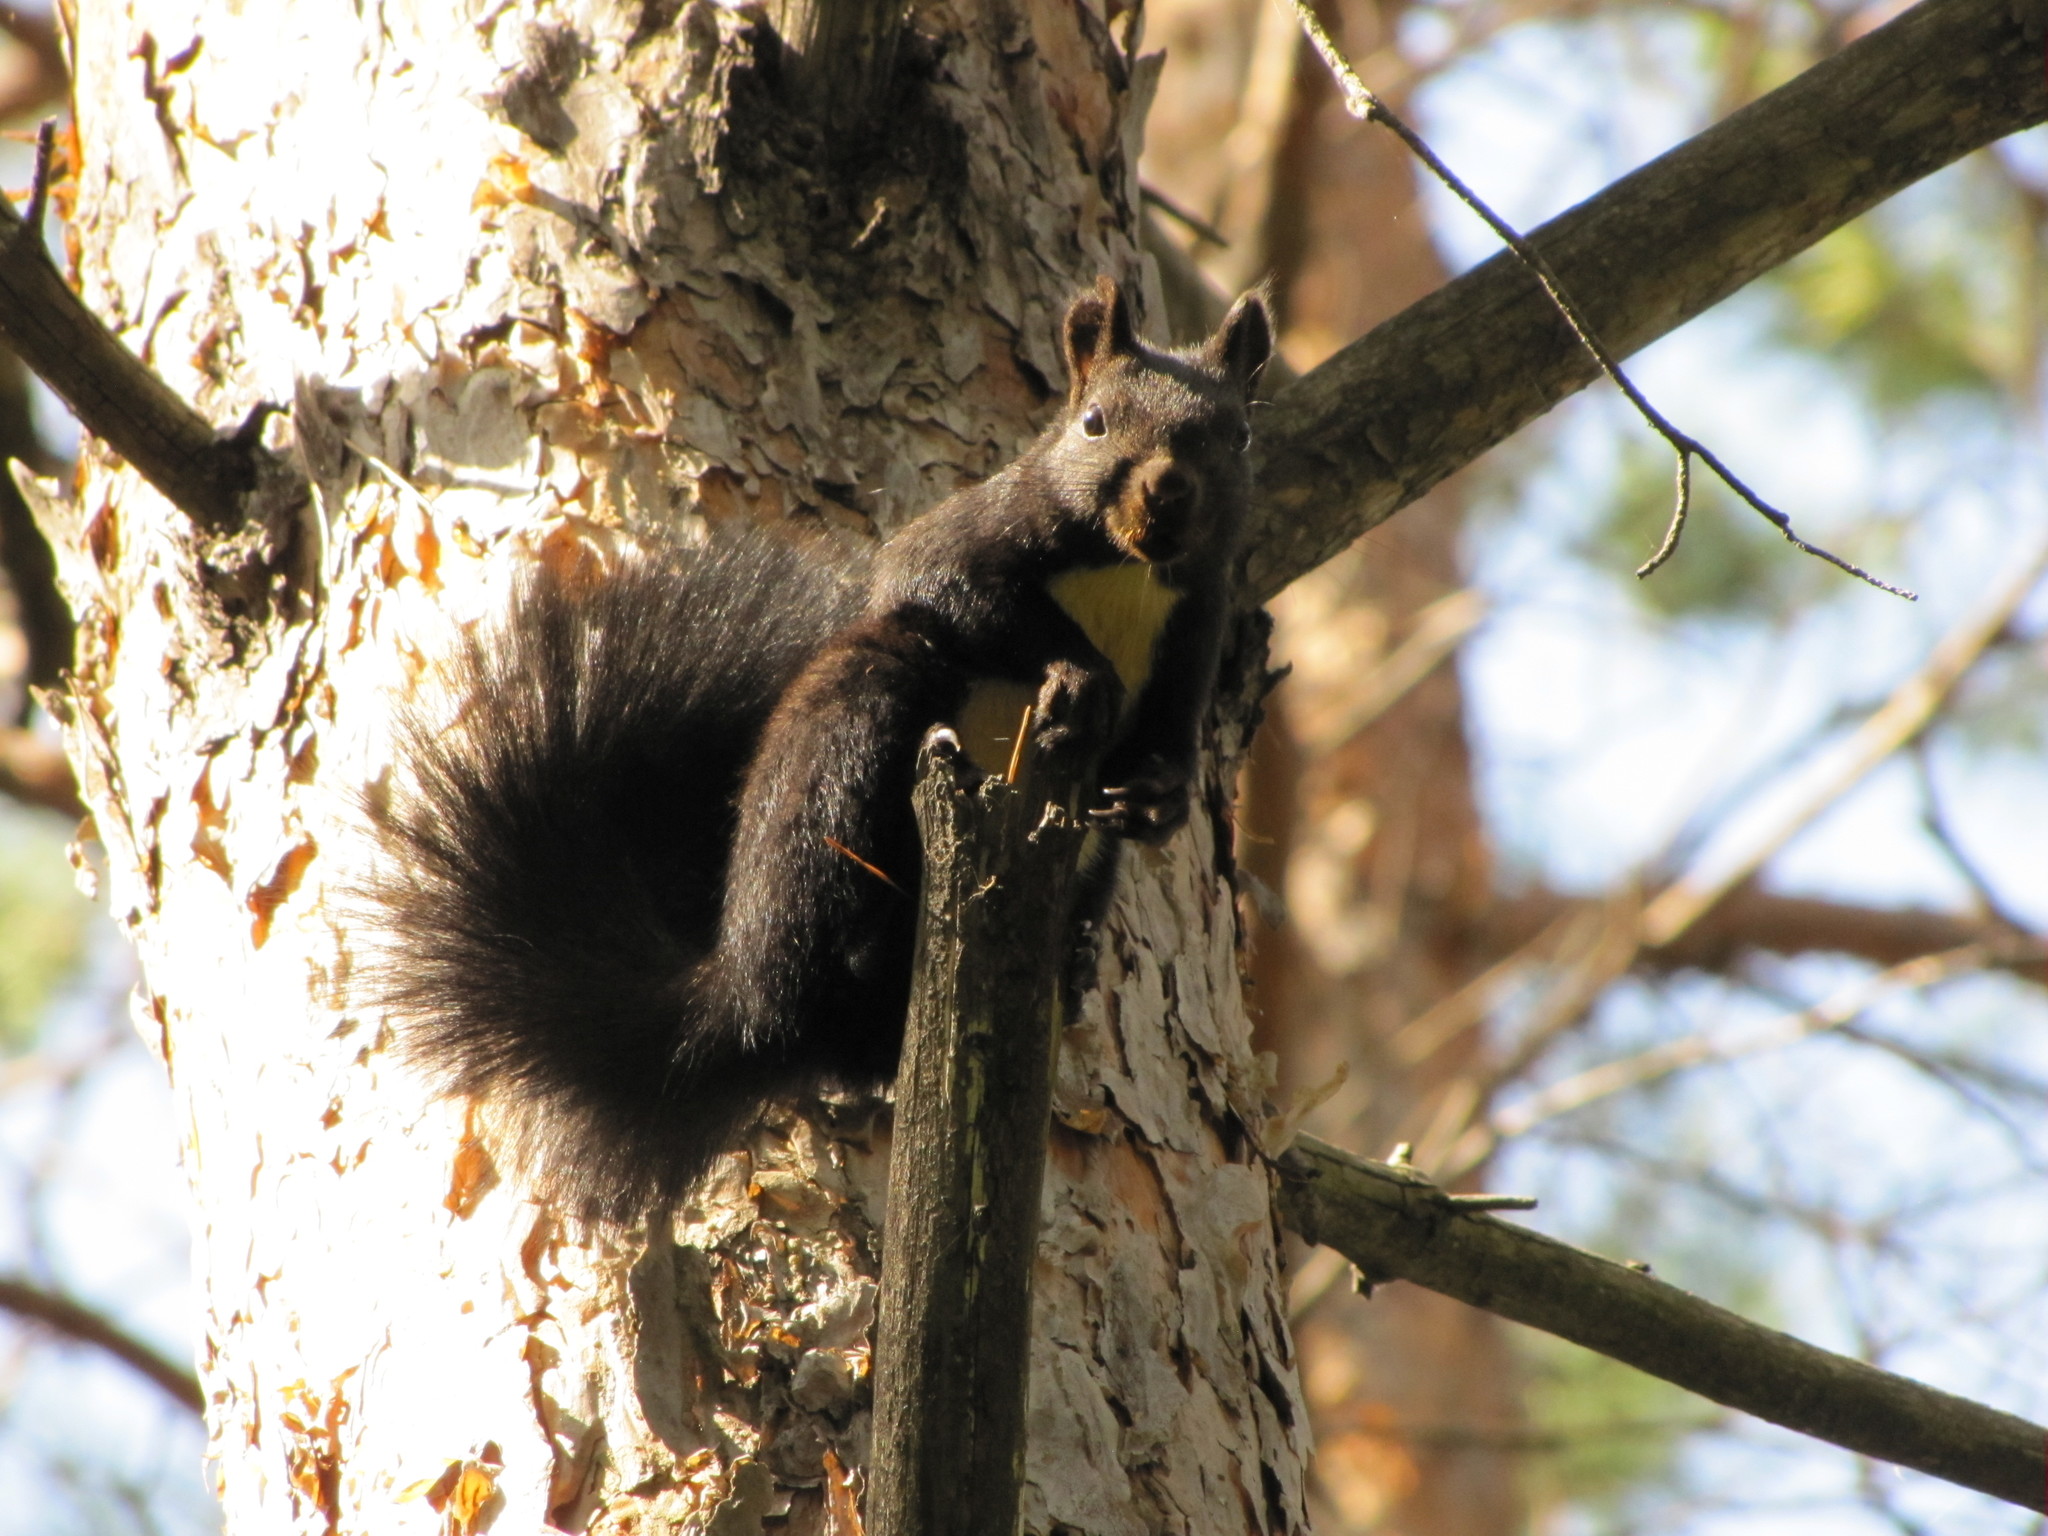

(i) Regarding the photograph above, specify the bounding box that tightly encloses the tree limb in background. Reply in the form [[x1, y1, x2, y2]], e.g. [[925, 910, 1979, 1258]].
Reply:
[[1283, 0, 1911, 597], [1273, 1135, 2048, 1512], [1640, 535, 2048, 946], [1480, 884, 2048, 989], [1442, 943, 2003, 1175], [1395, 537, 2048, 1144], [0, 1275, 203, 1414], [1247, 0, 2048, 602], [0, 724, 81, 817], [0, 8, 68, 124], [1298, 587, 1488, 752]]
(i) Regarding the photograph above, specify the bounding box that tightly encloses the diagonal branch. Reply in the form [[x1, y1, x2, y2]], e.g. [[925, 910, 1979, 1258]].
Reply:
[[1275, 1135, 2048, 1512], [1246, 0, 2048, 602], [0, 1275, 203, 1414], [0, 123, 268, 535]]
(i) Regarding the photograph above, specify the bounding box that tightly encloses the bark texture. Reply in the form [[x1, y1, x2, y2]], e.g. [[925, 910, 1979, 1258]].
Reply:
[[1145, 2, 1528, 1528], [869, 737, 1090, 1536], [58, 3, 1307, 1531]]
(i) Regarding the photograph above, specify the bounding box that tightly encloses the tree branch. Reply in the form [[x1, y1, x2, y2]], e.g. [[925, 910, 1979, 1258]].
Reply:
[[1246, 0, 2048, 601], [1274, 1135, 2048, 1511], [1479, 885, 2048, 987], [0, 347, 71, 715], [0, 1275, 203, 1415], [869, 725, 1094, 1536], [0, 133, 269, 536]]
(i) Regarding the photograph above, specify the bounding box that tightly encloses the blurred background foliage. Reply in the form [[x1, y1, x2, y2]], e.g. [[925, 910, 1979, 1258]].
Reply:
[[0, 804, 87, 1048]]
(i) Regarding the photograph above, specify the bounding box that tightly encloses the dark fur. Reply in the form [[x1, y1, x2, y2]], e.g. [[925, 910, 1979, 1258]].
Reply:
[[364, 280, 1271, 1220]]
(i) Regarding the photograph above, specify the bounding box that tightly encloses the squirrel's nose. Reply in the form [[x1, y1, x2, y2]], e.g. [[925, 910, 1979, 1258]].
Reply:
[[1141, 461, 1194, 513]]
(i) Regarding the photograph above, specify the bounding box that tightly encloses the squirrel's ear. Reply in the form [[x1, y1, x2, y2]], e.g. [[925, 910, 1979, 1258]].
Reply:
[[1208, 289, 1273, 390], [1062, 276, 1139, 400]]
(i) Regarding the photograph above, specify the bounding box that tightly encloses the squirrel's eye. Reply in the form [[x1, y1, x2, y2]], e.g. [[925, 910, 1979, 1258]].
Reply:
[[1080, 404, 1107, 438], [1233, 421, 1252, 452]]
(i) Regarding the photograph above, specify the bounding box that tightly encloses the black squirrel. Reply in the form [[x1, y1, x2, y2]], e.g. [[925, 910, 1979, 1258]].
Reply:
[[364, 278, 1272, 1219]]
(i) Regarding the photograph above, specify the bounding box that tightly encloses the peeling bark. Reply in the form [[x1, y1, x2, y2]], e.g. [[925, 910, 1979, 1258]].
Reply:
[[58, 2, 1306, 1530]]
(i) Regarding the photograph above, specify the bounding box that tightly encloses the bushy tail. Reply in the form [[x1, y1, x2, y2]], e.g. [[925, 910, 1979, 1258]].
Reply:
[[361, 530, 863, 1219]]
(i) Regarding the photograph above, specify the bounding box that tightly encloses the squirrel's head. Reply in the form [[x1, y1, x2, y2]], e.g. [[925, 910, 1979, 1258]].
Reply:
[[1057, 276, 1272, 566]]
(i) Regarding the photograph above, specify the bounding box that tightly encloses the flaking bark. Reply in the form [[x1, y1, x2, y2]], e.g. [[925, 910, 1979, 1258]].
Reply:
[[870, 732, 1092, 1536], [58, 3, 1308, 1530]]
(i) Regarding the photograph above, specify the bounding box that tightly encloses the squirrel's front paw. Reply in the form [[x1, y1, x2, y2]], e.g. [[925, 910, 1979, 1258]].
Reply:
[[1031, 661, 1119, 760], [1090, 758, 1189, 842]]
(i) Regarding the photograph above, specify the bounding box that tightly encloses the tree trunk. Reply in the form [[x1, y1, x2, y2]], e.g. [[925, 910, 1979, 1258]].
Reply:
[[55, 3, 1307, 1530], [1144, 2, 1528, 1528]]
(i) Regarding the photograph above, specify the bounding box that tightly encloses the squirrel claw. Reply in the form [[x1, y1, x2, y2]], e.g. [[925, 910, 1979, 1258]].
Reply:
[[1088, 766, 1189, 843]]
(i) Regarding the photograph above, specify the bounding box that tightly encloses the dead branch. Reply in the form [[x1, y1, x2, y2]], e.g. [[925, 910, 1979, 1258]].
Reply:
[[1274, 1135, 2048, 1511], [869, 728, 1094, 1536]]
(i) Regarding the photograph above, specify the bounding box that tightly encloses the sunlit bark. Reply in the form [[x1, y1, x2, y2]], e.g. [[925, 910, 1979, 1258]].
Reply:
[[56, 3, 1306, 1529]]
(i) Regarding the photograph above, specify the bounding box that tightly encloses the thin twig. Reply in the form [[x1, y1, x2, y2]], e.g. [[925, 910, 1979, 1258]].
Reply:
[[1303, 586, 1487, 752], [1911, 744, 2030, 933], [1637, 449, 1691, 575], [1283, 0, 1915, 600], [1455, 944, 1993, 1173], [22, 118, 54, 241], [822, 835, 908, 895], [1640, 535, 2048, 947], [1139, 183, 1231, 248]]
